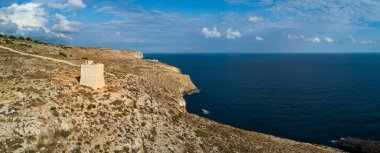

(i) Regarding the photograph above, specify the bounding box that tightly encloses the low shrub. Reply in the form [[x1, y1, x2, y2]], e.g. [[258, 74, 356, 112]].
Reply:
[[87, 104, 96, 110], [8, 35, 16, 39], [59, 52, 68, 57], [111, 100, 123, 105], [54, 129, 71, 138], [5, 39, 13, 44], [172, 115, 182, 122], [195, 130, 209, 138], [122, 109, 129, 115]]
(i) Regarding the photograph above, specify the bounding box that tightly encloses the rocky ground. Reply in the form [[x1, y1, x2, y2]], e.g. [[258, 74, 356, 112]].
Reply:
[[0, 36, 344, 152]]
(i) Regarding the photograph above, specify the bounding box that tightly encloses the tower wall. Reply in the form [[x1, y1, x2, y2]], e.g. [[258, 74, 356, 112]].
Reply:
[[80, 63, 105, 89]]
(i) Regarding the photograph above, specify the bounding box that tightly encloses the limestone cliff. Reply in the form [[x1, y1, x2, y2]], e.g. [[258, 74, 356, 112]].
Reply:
[[0, 36, 343, 152]]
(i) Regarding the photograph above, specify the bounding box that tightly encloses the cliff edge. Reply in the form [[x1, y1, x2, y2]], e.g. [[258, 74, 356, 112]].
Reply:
[[0, 36, 343, 152]]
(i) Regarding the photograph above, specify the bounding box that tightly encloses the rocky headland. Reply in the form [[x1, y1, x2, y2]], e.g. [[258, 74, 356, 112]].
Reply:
[[0, 35, 344, 152]]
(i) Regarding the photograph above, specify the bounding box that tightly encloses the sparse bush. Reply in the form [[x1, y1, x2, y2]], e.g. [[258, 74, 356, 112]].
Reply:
[[28, 150, 36, 153], [54, 129, 71, 138], [5, 39, 13, 44], [59, 52, 68, 57], [82, 57, 88, 60], [18, 36, 25, 40], [111, 100, 123, 105], [26, 37, 32, 41], [122, 109, 129, 115], [172, 115, 182, 122], [195, 130, 209, 138], [8, 35, 16, 39], [87, 104, 96, 110], [50, 107, 56, 111]]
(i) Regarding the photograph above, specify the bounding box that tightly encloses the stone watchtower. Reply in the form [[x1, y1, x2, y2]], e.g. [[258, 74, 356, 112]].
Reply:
[[80, 60, 105, 89]]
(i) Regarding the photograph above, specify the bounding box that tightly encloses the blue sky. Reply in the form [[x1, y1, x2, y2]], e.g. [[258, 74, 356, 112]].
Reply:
[[1, 0, 380, 53]]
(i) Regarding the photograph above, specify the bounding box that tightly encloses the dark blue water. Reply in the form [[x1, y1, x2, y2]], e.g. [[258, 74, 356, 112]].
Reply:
[[145, 53, 380, 146]]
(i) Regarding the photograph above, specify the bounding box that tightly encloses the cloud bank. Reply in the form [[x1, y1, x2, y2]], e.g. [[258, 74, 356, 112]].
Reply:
[[202, 27, 221, 38], [48, 0, 86, 10], [226, 28, 242, 39], [52, 14, 82, 34]]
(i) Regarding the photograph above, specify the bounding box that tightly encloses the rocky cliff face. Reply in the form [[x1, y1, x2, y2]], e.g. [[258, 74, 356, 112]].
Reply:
[[0, 37, 343, 152]]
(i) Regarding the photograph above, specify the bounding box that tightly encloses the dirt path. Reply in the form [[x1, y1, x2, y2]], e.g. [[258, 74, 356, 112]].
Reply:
[[0, 45, 80, 67]]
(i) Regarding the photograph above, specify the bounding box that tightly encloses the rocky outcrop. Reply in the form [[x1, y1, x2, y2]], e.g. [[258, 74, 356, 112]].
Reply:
[[338, 137, 380, 153], [0, 36, 343, 152]]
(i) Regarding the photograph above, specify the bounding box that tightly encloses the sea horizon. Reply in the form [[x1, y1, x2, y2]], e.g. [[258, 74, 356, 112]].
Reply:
[[144, 52, 380, 54]]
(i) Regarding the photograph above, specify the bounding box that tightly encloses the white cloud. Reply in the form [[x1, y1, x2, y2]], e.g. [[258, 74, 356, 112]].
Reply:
[[201, 27, 221, 38], [360, 40, 372, 44], [0, 2, 70, 43], [287, 34, 297, 40], [0, 3, 46, 29], [96, 6, 116, 13], [306, 37, 321, 43], [324, 37, 334, 43], [287, 34, 304, 40], [227, 0, 273, 6], [52, 13, 82, 33], [49, 0, 86, 10], [0, 20, 72, 43], [226, 28, 242, 39], [255, 36, 264, 41], [248, 16, 263, 22]]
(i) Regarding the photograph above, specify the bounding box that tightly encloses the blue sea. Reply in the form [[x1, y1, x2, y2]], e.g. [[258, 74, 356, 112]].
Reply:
[[145, 53, 380, 146]]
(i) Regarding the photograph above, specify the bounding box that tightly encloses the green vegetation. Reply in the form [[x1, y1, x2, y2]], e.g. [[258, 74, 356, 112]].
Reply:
[[111, 100, 123, 105], [0, 34, 35, 45], [172, 115, 182, 122], [122, 109, 129, 115], [8, 35, 16, 39], [87, 104, 96, 110], [54, 129, 71, 138], [5, 39, 13, 44], [59, 52, 68, 57], [195, 130, 209, 138]]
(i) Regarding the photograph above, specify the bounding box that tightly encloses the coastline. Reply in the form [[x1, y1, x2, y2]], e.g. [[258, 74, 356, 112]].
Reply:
[[0, 37, 343, 152]]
